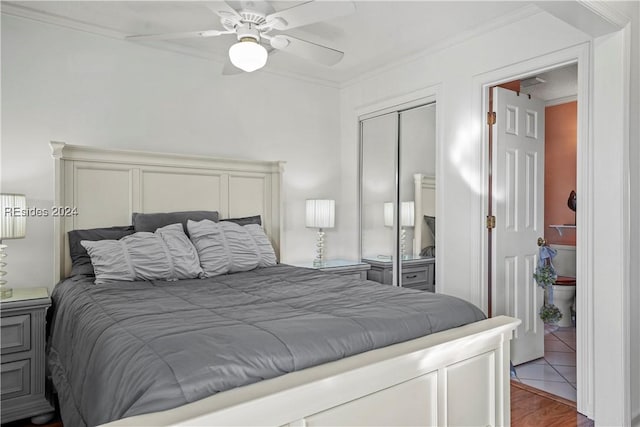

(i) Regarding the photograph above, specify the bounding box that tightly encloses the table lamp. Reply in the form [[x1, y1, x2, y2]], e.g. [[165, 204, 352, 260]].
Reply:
[[0, 193, 27, 299], [305, 199, 335, 266], [383, 201, 415, 257]]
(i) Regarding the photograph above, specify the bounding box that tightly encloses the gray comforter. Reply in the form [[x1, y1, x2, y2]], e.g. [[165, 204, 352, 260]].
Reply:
[[48, 264, 484, 427]]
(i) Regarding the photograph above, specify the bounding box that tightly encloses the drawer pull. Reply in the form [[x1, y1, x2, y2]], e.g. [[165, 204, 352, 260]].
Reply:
[[405, 274, 418, 279]]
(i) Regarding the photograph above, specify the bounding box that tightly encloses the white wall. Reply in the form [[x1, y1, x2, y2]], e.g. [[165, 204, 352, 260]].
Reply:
[[338, 10, 590, 303], [338, 4, 638, 424], [0, 14, 341, 288]]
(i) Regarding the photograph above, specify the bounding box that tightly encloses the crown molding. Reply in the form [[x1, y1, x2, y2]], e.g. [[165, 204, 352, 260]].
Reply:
[[545, 94, 578, 107], [576, 0, 631, 29], [1, 2, 341, 89], [340, 4, 543, 89]]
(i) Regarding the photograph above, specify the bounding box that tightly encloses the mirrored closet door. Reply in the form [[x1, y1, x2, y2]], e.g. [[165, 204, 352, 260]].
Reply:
[[360, 102, 436, 291]]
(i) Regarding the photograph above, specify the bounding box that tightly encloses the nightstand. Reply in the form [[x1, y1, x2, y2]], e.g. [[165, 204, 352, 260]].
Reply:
[[362, 256, 436, 292], [292, 259, 371, 280], [1, 287, 54, 423]]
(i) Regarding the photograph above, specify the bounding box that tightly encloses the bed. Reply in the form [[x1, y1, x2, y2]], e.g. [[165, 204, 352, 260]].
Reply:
[[48, 142, 519, 426]]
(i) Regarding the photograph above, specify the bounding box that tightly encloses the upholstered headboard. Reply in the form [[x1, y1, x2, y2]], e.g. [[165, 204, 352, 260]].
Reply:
[[51, 142, 284, 282]]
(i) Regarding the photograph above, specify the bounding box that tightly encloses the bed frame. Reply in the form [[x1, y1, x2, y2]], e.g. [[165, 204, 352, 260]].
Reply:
[[50, 142, 519, 427]]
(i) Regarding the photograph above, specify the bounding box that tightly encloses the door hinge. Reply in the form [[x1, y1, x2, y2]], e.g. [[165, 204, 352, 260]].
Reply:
[[487, 111, 496, 125], [486, 215, 496, 229]]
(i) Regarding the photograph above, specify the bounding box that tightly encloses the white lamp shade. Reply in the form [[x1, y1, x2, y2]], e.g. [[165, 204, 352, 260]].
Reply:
[[383, 201, 415, 227], [0, 194, 26, 239], [401, 201, 415, 227], [306, 199, 335, 229], [229, 39, 268, 72]]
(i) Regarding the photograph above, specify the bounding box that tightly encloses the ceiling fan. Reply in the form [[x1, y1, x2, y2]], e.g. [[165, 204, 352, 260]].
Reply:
[[127, 1, 356, 73]]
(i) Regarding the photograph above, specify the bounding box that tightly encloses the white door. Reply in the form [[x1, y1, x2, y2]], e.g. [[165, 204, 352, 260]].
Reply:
[[492, 87, 546, 365]]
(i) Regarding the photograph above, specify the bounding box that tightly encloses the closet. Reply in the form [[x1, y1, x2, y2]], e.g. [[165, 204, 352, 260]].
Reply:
[[359, 101, 437, 290]]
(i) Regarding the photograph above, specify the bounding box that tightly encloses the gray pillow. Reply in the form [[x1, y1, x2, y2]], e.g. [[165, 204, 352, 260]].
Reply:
[[132, 211, 219, 234], [220, 215, 262, 226], [245, 224, 277, 267], [187, 219, 263, 277], [68, 226, 135, 276], [424, 215, 436, 240], [81, 223, 203, 284], [187, 219, 229, 277]]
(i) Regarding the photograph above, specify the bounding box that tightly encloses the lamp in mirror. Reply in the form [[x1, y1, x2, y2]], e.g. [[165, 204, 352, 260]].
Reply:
[[305, 199, 335, 266], [383, 201, 415, 257], [0, 193, 27, 299]]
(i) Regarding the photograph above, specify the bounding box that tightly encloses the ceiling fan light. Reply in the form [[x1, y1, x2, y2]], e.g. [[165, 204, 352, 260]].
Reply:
[[228, 38, 268, 72]]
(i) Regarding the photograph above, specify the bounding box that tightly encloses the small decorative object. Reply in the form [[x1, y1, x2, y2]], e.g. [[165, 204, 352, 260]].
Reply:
[[539, 304, 563, 324], [567, 190, 577, 212], [567, 190, 577, 225], [0, 193, 27, 299], [533, 260, 562, 324], [305, 199, 335, 267]]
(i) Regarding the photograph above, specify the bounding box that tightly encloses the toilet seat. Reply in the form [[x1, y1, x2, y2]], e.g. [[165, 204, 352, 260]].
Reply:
[[554, 276, 576, 286]]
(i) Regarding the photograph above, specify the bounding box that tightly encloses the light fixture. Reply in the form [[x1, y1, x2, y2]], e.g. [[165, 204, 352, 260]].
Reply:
[[305, 199, 335, 266], [0, 193, 27, 299], [228, 37, 268, 73], [383, 201, 415, 258]]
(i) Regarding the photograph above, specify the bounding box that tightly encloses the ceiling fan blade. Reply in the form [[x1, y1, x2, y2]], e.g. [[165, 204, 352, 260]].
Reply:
[[206, 1, 242, 21], [126, 30, 228, 41], [265, 1, 355, 31], [269, 35, 343, 66]]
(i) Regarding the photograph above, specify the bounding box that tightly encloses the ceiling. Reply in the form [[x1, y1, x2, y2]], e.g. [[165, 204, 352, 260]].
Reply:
[[3, 1, 537, 85], [522, 64, 578, 102]]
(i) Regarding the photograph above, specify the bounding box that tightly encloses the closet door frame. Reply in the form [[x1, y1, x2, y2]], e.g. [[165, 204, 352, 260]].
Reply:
[[358, 92, 437, 287]]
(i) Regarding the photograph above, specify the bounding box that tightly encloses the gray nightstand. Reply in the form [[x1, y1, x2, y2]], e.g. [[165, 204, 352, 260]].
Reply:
[[1, 287, 54, 423], [362, 256, 436, 292], [292, 259, 371, 280]]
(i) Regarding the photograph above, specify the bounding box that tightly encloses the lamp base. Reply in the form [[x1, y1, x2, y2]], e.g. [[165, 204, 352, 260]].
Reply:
[[313, 229, 326, 267], [0, 286, 12, 299]]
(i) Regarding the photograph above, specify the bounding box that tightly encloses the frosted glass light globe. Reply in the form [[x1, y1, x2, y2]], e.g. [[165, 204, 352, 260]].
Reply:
[[229, 39, 268, 72]]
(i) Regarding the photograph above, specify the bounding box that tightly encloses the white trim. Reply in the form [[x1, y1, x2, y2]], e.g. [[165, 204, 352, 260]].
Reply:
[[474, 42, 594, 418], [577, 0, 631, 29], [545, 95, 578, 107]]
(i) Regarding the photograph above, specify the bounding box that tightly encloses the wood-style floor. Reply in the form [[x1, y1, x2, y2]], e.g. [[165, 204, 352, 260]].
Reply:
[[512, 380, 594, 427], [3, 381, 592, 427]]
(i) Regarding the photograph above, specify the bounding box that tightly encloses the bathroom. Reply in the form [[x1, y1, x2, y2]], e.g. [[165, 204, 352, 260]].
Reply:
[[510, 64, 579, 401]]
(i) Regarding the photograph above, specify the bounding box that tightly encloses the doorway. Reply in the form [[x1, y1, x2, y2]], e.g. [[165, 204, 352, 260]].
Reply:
[[492, 64, 579, 402]]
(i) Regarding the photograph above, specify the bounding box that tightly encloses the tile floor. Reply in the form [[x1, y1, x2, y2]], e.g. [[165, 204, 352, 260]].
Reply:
[[512, 325, 577, 401]]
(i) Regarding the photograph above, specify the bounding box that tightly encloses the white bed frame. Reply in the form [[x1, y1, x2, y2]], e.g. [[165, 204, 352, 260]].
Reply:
[[51, 142, 519, 427]]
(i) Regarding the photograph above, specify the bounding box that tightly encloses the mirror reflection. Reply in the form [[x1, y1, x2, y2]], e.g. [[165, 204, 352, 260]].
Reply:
[[360, 102, 436, 291]]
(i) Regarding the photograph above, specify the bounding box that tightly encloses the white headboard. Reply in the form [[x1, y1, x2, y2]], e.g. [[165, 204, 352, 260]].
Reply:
[[414, 174, 436, 254], [51, 142, 284, 283]]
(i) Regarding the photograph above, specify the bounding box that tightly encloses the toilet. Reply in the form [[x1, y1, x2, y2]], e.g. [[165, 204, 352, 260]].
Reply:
[[549, 244, 576, 327]]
